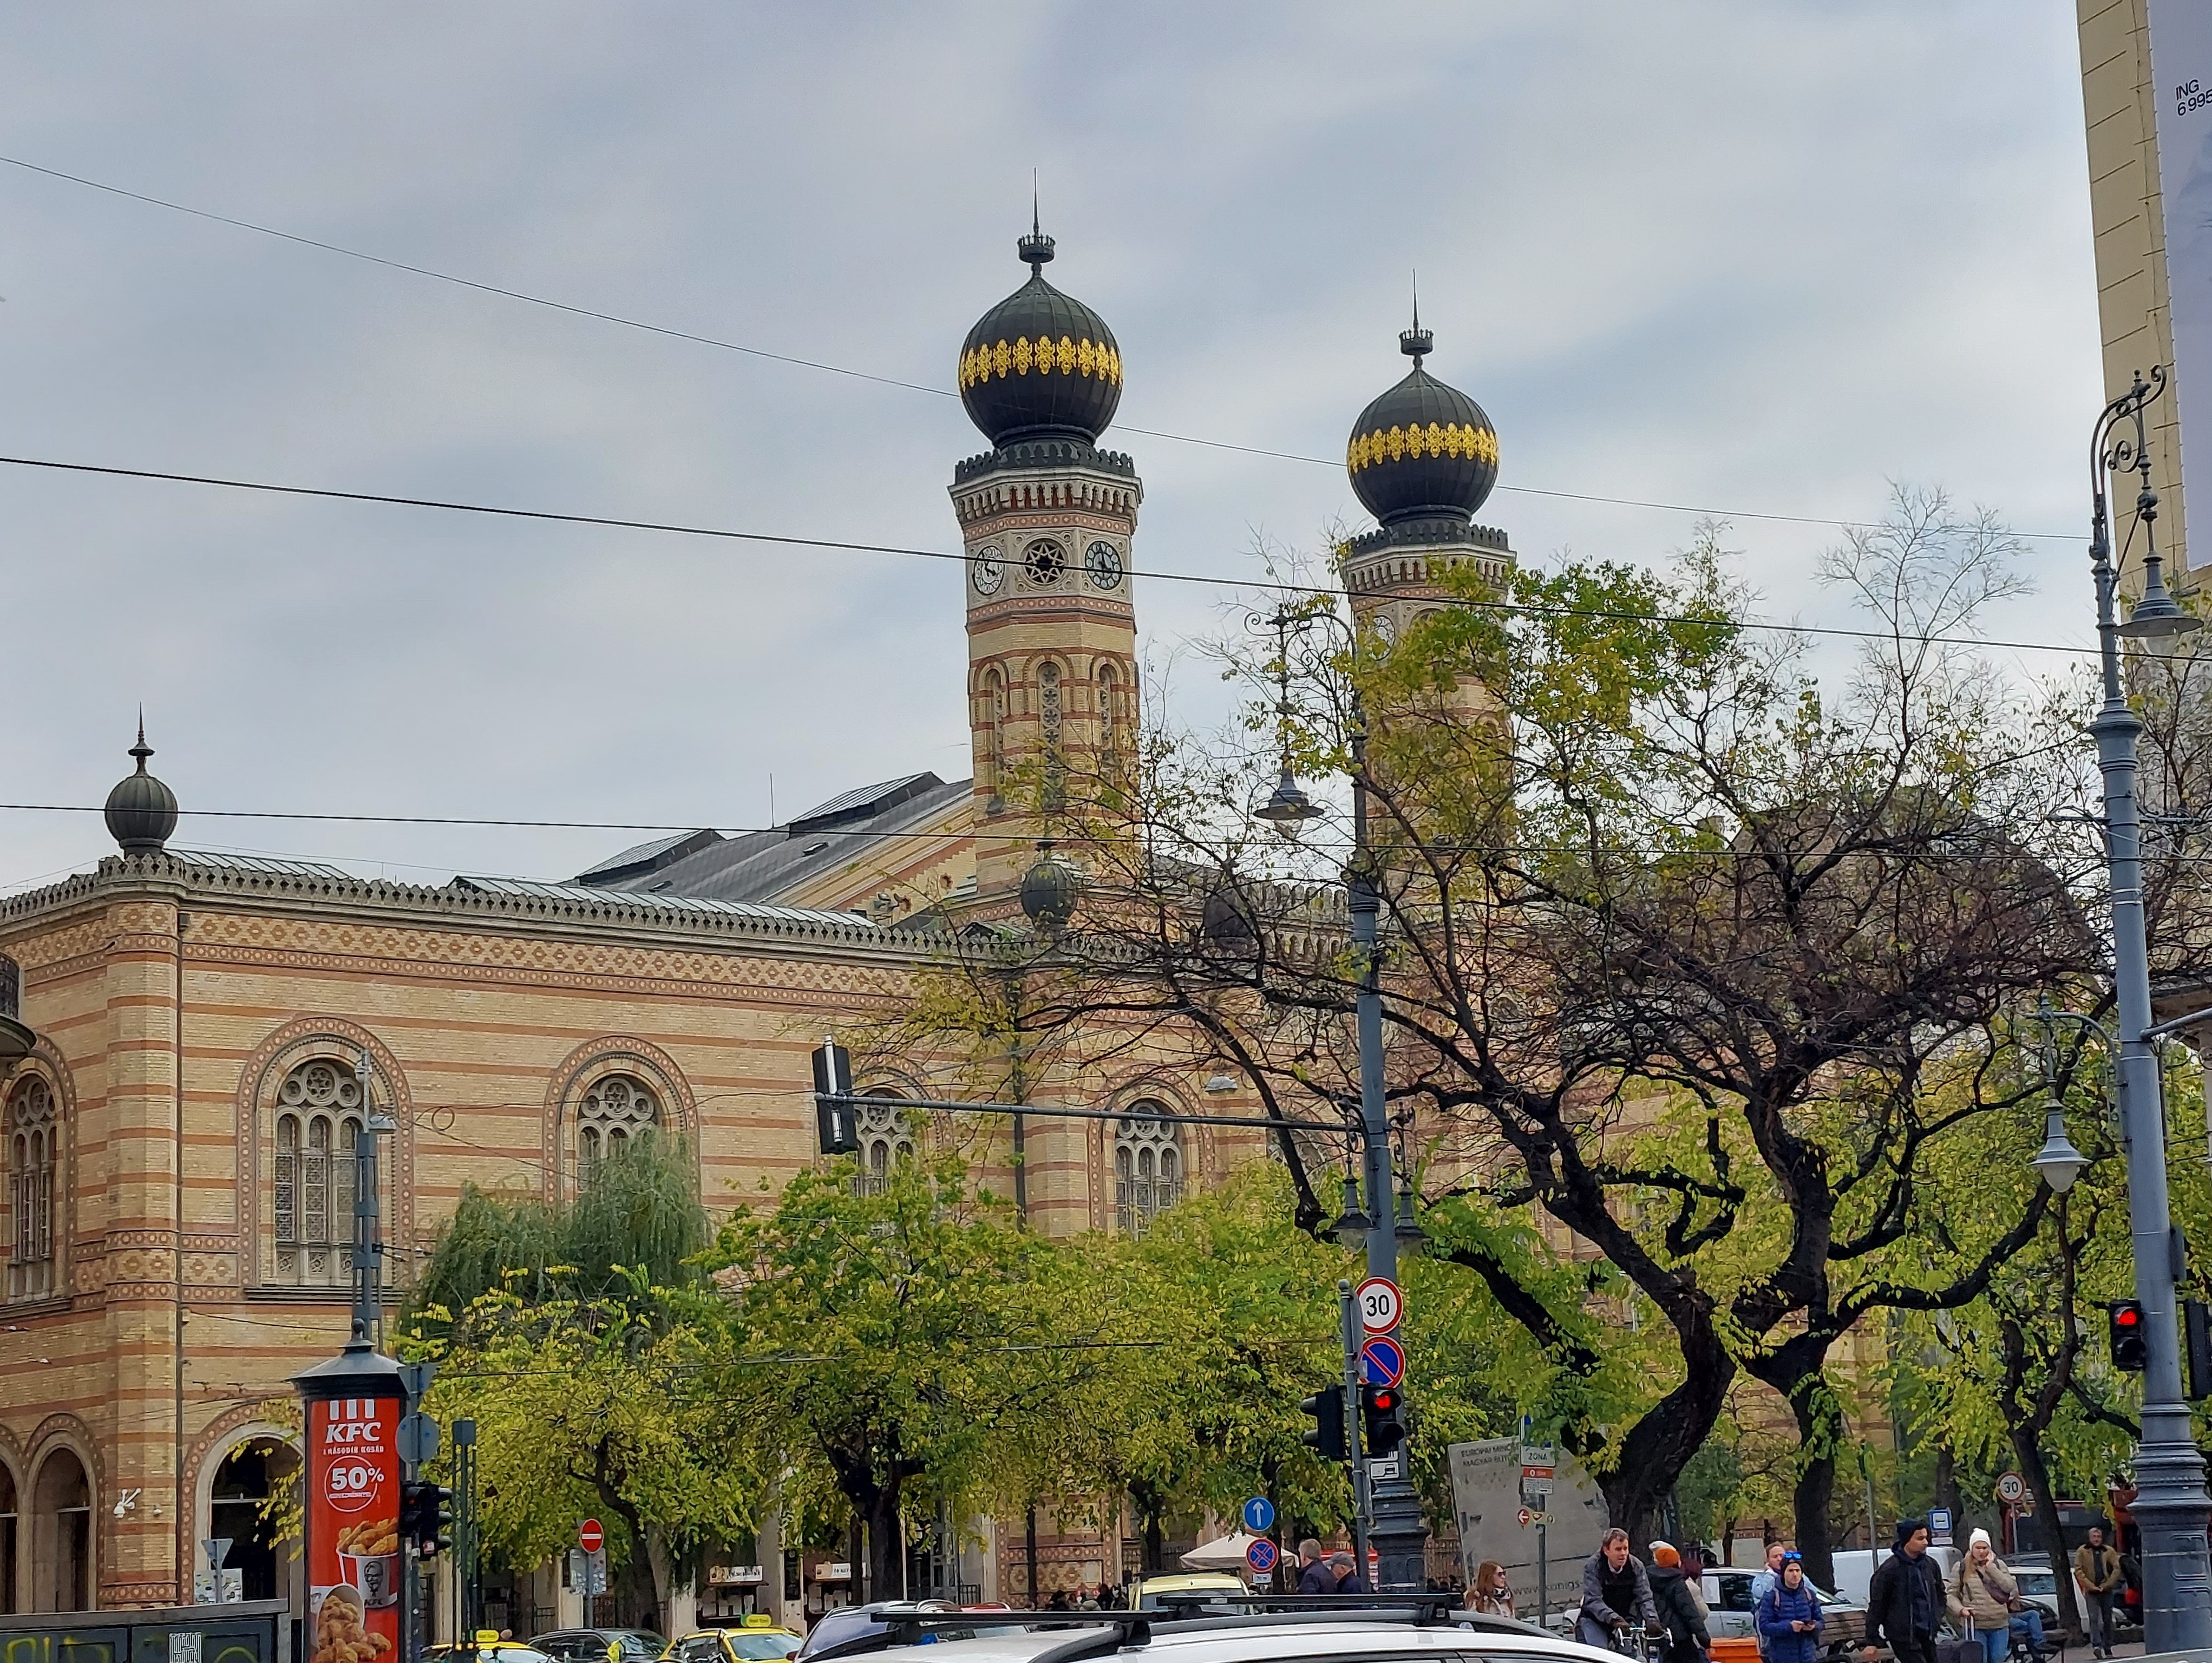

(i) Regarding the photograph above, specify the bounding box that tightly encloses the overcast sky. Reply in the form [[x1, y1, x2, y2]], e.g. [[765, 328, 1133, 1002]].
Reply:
[[0, 3, 2105, 894]]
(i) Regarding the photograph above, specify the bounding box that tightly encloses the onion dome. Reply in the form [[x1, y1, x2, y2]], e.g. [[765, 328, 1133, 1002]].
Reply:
[[1345, 310, 1498, 527], [1019, 841, 1084, 933], [958, 220, 1123, 447], [104, 718, 178, 854]]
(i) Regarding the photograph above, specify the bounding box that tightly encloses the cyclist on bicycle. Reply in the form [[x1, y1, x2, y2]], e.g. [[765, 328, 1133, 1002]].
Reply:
[[1578, 1528, 1658, 1652]]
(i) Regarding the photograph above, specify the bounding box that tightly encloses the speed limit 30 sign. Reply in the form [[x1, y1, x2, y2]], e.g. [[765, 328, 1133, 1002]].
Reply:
[[1357, 1276, 1403, 1334]]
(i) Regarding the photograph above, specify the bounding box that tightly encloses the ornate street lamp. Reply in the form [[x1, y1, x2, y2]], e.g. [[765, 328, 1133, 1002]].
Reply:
[[2082, 368, 2212, 1649]]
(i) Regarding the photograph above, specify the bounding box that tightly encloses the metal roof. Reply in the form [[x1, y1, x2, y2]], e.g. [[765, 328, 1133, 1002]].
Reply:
[[577, 774, 972, 908], [575, 828, 721, 881], [451, 875, 869, 928], [171, 849, 353, 879]]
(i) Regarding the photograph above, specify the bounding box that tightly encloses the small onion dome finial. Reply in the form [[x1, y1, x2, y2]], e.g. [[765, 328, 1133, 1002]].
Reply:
[[1400, 271, 1431, 364], [106, 717, 179, 854], [958, 226, 1121, 447], [1019, 839, 1083, 933], [1346, 317, 1498, 527]]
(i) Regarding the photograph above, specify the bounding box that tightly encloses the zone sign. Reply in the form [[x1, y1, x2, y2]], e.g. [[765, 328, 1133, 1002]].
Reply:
[[1357, 1276, 1403, 1334]]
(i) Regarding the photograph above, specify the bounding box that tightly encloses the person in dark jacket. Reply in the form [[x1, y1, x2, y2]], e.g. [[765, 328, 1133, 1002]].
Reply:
[[1330, 1551, 1371, 1596], [1578, 1528, 1658, 1651], [1757, 1554, 1824, 1663], [1864, 1520, 1945, 1663], [1646, 1542, 1710, 1663], [1296, 1538, 1335, 1594]]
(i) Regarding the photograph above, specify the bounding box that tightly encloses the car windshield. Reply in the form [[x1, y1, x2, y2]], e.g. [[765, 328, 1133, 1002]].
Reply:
[[727, 1639, 798, 1661], [2015, 1570, 2057, 1596], [618, 1639, 667, 1658]]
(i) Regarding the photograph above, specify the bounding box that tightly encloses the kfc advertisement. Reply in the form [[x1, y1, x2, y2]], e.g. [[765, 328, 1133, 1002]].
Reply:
[[307, 1396, 400, 1663]]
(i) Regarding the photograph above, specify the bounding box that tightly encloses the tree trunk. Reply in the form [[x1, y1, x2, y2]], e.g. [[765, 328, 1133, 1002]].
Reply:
[[2014, 1425, 2084, 1641], [1935, 1448, 1959, 1532], [1597, 1325, 1736, 1550], [1746, 1338, 1844, 1590], [866, 1483, 904, 1602]]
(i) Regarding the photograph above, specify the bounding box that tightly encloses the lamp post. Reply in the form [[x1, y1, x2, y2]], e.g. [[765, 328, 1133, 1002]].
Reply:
[[2085, 369, 2212, 1652], [1254, 606, 1428, 1590]]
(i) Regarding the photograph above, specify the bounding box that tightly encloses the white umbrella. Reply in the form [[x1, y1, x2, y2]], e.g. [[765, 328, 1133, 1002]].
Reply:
[[1180, 1531, 1262, 1572]]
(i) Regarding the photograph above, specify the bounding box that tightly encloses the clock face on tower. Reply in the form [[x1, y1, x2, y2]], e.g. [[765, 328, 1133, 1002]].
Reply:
[[1085, 540, 1124, 590], [971, 547, 1004, 595], [1023, 538, 1066, 586]]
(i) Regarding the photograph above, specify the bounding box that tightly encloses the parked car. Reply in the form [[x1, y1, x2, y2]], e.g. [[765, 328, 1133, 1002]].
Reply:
[[666, 1623, 803, 1663], [533, 1631, 670, 1663], [1125, 1574, 1251, 1610], [1703, 1566, 1867, 1659], [428, 1641, 557, 1663], [795, 1603, 969, 1661]]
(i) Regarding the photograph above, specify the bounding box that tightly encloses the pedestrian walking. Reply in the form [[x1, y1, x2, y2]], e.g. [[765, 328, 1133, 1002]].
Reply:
[[2076, 1525, 2121, 1659], [1751, 1542, 1790, 1659], [1757, 1554, 1824, 1663], [1647, 1542, 1712, 1663], [1576, 1527, 1658, 1651], [1865, 1520, 1945, 1663], [1296, 1538, 1334, 1595], [1331, 1551, 1371, 1596], [1464, 1560, 1515, 1619], [1949, 1528, 2032, 1663]]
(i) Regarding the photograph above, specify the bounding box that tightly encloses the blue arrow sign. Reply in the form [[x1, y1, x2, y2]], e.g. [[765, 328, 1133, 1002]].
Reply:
[[1360, 1334, 1406, 1387], [1241, 1496, 1275, 1533]]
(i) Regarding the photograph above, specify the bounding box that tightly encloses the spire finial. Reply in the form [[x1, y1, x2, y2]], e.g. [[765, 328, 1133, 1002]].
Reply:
[[1018, 175, 1055, 272], [130, 706, 152, 774], [1399, 271, 1432, 364]]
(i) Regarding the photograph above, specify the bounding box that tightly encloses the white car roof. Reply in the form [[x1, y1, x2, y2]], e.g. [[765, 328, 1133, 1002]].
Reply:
[[864, 1619, 1618, 1663]]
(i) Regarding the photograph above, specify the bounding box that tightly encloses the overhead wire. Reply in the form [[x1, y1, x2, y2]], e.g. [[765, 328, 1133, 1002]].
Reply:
[[0, 150, 2087, 544], [0, 450, 2109, 660]]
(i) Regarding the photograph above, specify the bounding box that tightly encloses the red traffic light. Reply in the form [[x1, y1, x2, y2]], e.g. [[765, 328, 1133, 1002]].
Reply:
[[1370, 1387, 1399, 1412], [2117, 1306, 2142, 1327]]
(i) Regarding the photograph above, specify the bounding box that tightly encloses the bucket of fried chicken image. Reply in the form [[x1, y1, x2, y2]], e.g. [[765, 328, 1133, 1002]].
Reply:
[[333, 1517, 402, 1609]]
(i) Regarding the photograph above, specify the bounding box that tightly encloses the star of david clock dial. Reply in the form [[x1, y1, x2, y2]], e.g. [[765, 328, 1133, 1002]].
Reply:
[[1024, 539, 1067, 586], [1085, 540, 1124, 590]]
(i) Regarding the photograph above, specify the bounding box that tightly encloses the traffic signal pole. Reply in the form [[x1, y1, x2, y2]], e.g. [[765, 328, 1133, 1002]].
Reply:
[[1339, 1279, 1369, 1575]]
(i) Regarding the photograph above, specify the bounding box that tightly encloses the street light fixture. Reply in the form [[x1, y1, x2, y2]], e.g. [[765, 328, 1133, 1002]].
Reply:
[[2030, 1096, 2089, 1196], [1333, 1174, 1372, 1247], [2081, 367, 2212, 1651]]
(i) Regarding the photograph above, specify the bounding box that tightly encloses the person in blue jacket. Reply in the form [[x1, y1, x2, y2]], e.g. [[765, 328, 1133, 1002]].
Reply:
[[1757, 1553, 1824, 1663]]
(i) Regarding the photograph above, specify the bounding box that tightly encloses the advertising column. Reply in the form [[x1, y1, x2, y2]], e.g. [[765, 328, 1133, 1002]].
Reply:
[[308, 1393, 403, 1663]]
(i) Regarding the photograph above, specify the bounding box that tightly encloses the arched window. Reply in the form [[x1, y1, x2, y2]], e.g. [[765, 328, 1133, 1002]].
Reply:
[[853, 1091, 914, 1197], [208, 1439, 298, 1602], [1, 1458, 17, 1614], [31, 1447, 90, 1613], [981, 666, 1007, 808], [1114, 1104, 1182, 1238], [1097, 662, 1124, 766], [1038, 661, 1065, 810], [272, 1059, 365, 1288], [6, 1075, 57, 1302], [578, 1073, 659, 1178]]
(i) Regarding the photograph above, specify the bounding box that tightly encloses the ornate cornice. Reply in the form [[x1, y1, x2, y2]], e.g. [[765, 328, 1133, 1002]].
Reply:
[[0, 852, 963, 964]]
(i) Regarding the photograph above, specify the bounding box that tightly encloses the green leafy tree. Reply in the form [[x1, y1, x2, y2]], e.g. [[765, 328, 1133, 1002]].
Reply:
[[708, 1150, 1127, 1598]]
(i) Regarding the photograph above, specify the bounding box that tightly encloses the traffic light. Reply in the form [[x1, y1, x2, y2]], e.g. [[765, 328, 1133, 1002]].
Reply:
[[402, 1480, 456, 1558], [811, 1042, 858, 1156], [2110, 1300, 2150, 1372], [1362, 1383, 1406, 1455], [1300, 1385, 1346, 1461]]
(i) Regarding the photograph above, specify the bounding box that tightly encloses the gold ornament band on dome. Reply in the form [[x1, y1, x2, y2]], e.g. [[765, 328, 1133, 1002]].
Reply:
[[1346, 421, 1500, 473], [958, 335, 1123, 390]]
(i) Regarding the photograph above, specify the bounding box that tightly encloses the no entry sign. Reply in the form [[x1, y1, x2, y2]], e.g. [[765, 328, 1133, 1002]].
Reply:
[[579, 1518, 605, 1554]]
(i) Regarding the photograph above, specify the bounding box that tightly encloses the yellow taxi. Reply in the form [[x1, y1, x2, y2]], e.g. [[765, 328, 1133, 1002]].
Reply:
[[1124, 1573, 1249, 1610], [664, 1618, 803, 1663]]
